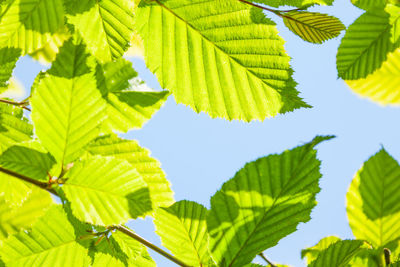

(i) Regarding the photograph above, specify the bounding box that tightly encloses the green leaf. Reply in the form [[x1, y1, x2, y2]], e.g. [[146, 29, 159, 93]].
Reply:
[[282, 11, 345, 44], [301, 236, 341, 264], [309, 240, 366, 267], [112, 230, 155, 267], [91, 234, 155, 267], [0, 187, 52, 239], [0, 103, 33, 205], [136, 0, 310, 122], [351, 0, 386, 10], [62, 156, 152, 226], [86, 134, 174, 209], [28, 27, 71, 65], [0, 172, 31, 207], [345, 48, 400, 106], [337, 9, 400, 79], [0, 102, 33, 153], [66, 0, 134, 62], [207, 136, 334, 266], [31, 39, 107, 166], [0, 0, 64, 54], [346, 148, 400, 248], [96, 58, 169, 132], [154, 200, 214, 266], [254, 0, 334, 8], [0, 142, 55, 182], [0, 205, 91, 267], [0, 47, 20, 90], [91, 230, 155, 267]]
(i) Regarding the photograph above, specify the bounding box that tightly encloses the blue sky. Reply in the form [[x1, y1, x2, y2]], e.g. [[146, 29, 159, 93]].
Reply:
[[13, 1, 400, 266]]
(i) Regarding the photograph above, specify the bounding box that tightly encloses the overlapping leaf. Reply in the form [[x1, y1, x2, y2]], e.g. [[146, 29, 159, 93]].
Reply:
[[0, 48, 20, 90], [345, 48, 400, 105], [282, 11, 344, 44], [0, 102, 32, 153], [29, 27, 71, 65], [0, 103, 33, 205], [31, 39, 107, 166], [62, 156, 152, 226], [351, 0, 386, 10], [0, 142, 55, 182], [0, 188, 52, 239], [337, 9, 400, 79], [346, 148, 400, 248], [86, 134, 174, 209], [0, 205, 91, 267], [112, 230, 156, 267], [154, 200, 214, 266], [92, 230, 155, 267], [309, 240, 365, 267], [0, 0, 64, 54], [136, 0, 310, 122], [301, 236, 341, 264], [207, 136, 333, 266], [96, 58, 169, 132], [66, 0, 134, 62]]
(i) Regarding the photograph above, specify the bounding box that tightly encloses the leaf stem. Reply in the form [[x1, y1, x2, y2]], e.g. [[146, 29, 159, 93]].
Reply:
[[0, 166, 56, 195], [111, 225, 190, 267], [259, 253, 276, 267], [0, 99, 31, 111], [237, 0, 302, 15], [0, 166, 188, 266]]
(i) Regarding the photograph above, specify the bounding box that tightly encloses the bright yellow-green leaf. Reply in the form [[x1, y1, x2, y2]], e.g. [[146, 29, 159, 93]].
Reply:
[[31, 39, 107, 167], [136, 0, 310, 122], [66, 0, 135, 62], [29, 27, 71, 65], [62, 156, 152, 226], [0, 0, 64, 54], [86, 134, 174, 209], [0, 205, 91, 267], [282, 11, 345, 44], [154, 201, 214, 266], [96, 58, 169, 132], [347, 148, 400, 248], [0, 187, 52, 240]]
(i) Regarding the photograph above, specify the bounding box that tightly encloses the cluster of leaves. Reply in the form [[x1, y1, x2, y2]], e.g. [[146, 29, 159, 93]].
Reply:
[[302, 148, 400, 267], [0, 0, 398, 266], [337, 0, 400, 105]]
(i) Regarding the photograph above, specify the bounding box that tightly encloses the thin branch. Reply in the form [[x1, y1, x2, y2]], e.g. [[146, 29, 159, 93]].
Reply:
[[111, 225, 190, 267], [0, 166, 56, 195], [259, 253, 276, 267], [237, 0, 303, 14], [0, 166, 188, 266], [0, 99, 31, 111]]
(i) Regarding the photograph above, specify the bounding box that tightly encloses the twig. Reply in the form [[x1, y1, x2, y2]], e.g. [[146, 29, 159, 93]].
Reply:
[[111, 225, 190, 266], [259, 253, 276, 267], [237, 0, 303, 14], [0, 166, 56, 195], [0, 166, 188, 266], [0, 99, 31, 111]]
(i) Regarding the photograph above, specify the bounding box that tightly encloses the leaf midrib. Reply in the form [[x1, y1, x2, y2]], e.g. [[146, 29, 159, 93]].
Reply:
[[228, 148, 318, 266], [152, 0, 293, 101]]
